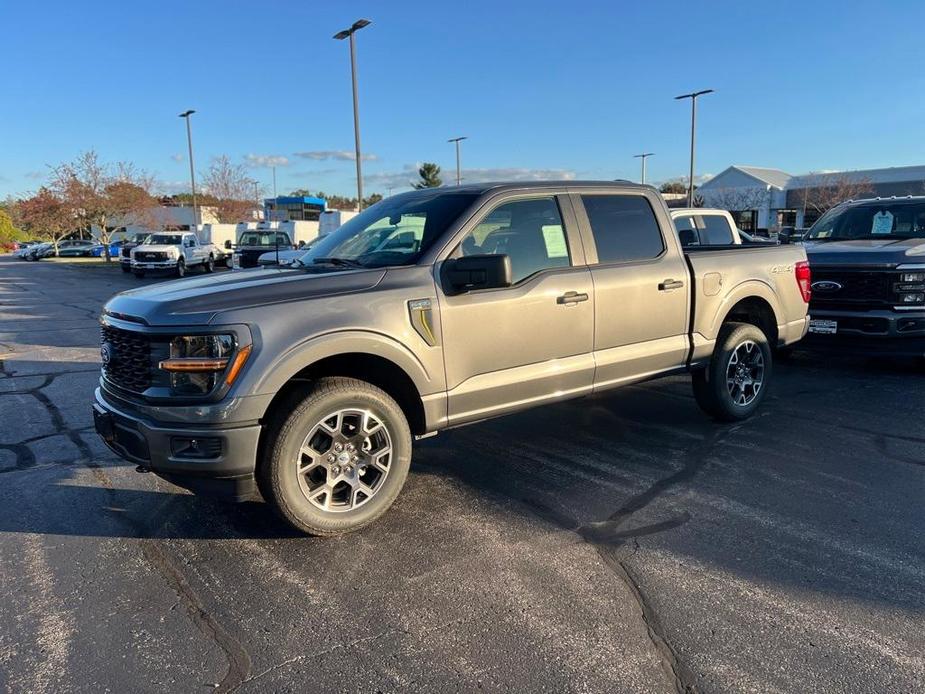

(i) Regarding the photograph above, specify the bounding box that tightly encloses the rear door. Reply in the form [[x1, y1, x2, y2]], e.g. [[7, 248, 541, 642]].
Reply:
[[437, 193, 595, 425], [572, 188, 690, 390]]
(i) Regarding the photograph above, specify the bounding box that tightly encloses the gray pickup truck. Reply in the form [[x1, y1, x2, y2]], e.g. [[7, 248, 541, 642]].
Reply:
[[93, 182, 810, 535]]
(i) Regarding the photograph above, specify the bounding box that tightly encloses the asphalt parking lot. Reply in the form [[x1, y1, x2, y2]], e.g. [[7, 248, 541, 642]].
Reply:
[[0, 255, 923, 694]]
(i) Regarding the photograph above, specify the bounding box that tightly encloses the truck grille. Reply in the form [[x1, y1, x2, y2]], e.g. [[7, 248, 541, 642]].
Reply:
[[810, 269, 897, 309], [135, 251, 167, 262], [100, 325, 152, 393]]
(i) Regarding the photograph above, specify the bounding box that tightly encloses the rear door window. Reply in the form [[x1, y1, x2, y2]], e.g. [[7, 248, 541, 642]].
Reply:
[[673, 216, 700, 246], [581, 195, 665, 263]]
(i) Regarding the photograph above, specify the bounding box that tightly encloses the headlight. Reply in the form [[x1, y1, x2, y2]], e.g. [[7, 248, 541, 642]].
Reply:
[[159, 335, 237, 395]]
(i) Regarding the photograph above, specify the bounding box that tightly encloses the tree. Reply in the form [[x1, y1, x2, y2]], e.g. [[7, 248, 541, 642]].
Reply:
[[50, 151, 156, 261], [363, 193, 383, 207], [659, 181, 687, 194], [0, 208, 26, 249], [797, 173, 873, 220], [14, 187, 76, 252], [700, 186, 770, 212], [201, 155, 256, 223], [413, 163, 442, 189]]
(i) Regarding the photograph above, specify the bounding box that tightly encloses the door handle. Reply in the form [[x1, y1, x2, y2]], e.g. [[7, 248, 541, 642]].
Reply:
[[658, 279, 684, 291], [557, 291, 589, 305]]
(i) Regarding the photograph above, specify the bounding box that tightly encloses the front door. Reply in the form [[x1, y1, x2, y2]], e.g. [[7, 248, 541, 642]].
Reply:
[[438, 195, 594, 425]]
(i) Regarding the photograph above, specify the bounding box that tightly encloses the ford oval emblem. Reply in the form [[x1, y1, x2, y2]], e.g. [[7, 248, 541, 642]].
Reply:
[[101, 342, 114, 366], [811, 280, 842, 293]]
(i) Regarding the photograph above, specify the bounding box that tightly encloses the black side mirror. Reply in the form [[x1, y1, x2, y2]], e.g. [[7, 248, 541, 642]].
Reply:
[[224, 240, 232, 250], [443, 254, 513, 294]]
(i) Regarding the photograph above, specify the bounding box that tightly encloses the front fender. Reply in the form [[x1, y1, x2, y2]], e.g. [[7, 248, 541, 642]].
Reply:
[[251, 329, 438, 398]]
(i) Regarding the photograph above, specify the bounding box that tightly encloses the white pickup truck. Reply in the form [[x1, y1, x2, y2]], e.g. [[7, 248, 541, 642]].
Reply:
[[130, 232, 225, 278], [671, 208, 775, 247]]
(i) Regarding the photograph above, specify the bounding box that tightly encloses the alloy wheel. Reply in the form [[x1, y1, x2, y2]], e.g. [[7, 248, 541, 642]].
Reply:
[[296, 408, 392, 512], [725, 340, 764, 406]]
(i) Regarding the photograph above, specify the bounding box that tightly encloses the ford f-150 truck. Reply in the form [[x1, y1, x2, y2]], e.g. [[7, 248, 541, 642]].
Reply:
[[801, 196, 925, 356], [131, 232, 223, 278], [228, 230, 296, 269], [93, 182, 810, 535]]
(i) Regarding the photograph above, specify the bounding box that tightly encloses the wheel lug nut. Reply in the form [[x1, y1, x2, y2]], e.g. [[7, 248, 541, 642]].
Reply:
[[331, 465, 341, 475], [327, 454, 335, 462], [334, 443, 343, 452], [345, 465, 354, 474], [352, 455, 359, 462]]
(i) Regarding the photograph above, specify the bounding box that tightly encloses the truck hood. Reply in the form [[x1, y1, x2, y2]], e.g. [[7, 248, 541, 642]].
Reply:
[[803, 237, 925, 266], [105, 267, 386, 326]]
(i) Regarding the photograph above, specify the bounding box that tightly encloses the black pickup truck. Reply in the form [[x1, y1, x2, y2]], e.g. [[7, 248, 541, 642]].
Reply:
[[801, 196, 925, 356], [229, 230, 295, 269]]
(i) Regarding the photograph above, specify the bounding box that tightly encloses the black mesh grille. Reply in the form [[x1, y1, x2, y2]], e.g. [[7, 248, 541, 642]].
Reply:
[[810, 269, 897, 308], [100, 325, 152, 393], [134, 251, 167, 262]]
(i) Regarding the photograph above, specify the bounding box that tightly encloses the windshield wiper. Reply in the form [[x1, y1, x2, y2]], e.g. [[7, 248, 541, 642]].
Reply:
[[312, 257, 366, 268]]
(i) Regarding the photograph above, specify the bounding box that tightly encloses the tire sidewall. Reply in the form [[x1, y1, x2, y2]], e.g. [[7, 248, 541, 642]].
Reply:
[[205, 255, 214, 273], [269, 383, 412, 535], [710, 323, 772, 420], [176, 258, 185, 277]]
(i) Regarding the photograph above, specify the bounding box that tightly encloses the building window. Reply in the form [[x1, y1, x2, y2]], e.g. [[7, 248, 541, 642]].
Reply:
[[730, 210, 757, 233]]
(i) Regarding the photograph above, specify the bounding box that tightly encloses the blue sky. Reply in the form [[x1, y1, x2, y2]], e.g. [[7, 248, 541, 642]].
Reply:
[[3, 0, 925, 199]]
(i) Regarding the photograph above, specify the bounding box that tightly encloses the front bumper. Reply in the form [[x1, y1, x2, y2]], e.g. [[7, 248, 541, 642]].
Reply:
[[131, 260, 178, 270], [801, 307, 925, 357], [93, 387, 262, 500]]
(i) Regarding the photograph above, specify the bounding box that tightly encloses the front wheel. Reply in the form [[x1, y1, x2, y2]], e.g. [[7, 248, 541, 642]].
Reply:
[[693, 321, 772, 422], [204, 255, 215, 273], [176, 258, 186, 278], [259, 377, 412, 536]]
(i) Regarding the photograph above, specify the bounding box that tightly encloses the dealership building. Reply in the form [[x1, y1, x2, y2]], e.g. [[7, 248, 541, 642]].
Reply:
[[696, 164, 925, 232]]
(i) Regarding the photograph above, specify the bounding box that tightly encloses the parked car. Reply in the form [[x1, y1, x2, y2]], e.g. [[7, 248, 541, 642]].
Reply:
[[801, 196, 925, 356], [19, 242, 56, 261], [130, 232, 224, 278], [118, 233, 152, 272], [228, 230, 296, 269], [56, 240, 99, 257], [671, 208, 743, 247], [93, 181, 810, 535], [90, 240, 124, 258]]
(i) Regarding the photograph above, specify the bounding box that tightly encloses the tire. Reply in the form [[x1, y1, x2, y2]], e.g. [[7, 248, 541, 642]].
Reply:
[[692, 321, 772, 422], [120, 264, 131, 273], [133, 270, 145, 278], [259, 377, 413, 536], [176, 258, 186, 278], [204, 255, 215, 273]]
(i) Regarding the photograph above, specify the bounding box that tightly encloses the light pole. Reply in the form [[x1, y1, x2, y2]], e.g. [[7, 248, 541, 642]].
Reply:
[[633, 152, 654, 185], [674, 89, 714, 207], [334, 18, 371, 211], [448, 136, 467, 185], [178, 110, 198, 230], [272, 166, 277, 198]]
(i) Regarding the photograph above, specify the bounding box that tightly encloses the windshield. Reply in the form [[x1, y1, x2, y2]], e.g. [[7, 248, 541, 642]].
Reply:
[[147, 234, 182, 245], [807, 202, 925, 240], [296, 191, 478, 269], [239, 231, 291, 246]]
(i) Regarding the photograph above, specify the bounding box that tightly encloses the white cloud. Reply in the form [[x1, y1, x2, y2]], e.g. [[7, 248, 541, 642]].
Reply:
[[294, 150, 379, 162], [244, 154, 290, 168], [170, 153, 184, 163], [25, 170, 46, 180], [153, 180, 193, 195]]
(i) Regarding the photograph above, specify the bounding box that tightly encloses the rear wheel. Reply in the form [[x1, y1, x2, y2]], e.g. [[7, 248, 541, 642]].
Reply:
[[176, 258, 186, 278], [204, 255, 215, 273], [259, 377, 412, 536], [693, 321, 771, 422]]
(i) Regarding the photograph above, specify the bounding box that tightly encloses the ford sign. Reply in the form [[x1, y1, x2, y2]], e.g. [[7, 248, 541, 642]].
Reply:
[[811, 280, 842, 293]]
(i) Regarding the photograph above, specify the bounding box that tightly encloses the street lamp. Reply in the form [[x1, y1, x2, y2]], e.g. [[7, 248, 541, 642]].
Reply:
[[334, 18, 371, 211], [633, 152, 654, 185], [674, 89, 714, 207], [178, 110, 198, 230], [448, 136, 467, 185]]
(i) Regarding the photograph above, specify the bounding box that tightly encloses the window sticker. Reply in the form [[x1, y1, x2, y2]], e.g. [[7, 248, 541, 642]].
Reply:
[[871, 211, 893, 235]]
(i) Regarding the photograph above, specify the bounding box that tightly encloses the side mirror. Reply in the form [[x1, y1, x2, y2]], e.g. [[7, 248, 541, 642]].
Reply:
[[224, 240, 232, 250], [443, 254, 513, 294]]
